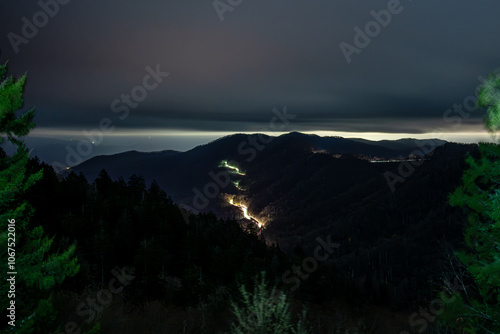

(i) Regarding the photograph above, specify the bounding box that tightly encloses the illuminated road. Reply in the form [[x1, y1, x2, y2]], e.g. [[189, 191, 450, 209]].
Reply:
[[369, 159, 428, 163], [222, 160, 263, 234], [233, 180, 245, 190], [229, 198, 263, 229], [221, 160, 245, 175]]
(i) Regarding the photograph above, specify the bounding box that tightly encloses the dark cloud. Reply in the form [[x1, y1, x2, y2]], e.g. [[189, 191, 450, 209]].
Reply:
[[0, 0, 499, 146]]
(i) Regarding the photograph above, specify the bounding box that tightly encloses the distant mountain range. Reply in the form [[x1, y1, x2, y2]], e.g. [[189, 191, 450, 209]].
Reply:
[[68, 131, 477, 305], [68, 132, 446, 203]]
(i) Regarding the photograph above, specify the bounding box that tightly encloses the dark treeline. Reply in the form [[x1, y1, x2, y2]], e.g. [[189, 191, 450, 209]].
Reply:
[[6, 140, 494, 333], [22, 157, 355, 332], [26, 159, 281, 298], [3, 146, 493, 333]]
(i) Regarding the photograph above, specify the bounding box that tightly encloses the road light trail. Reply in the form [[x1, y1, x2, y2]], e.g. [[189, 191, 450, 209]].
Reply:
[[229, 198, 263, 229], [233, 180, 244, 191], [221, 160, 245, 175], [223, 159, 262, 234]]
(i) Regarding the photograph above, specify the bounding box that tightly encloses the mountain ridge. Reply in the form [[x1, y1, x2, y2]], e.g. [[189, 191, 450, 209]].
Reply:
[[67, 132, 447, 204]]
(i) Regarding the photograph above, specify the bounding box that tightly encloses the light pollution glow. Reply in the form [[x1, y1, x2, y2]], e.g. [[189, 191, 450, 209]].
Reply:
[[28, 128, 498, 149]]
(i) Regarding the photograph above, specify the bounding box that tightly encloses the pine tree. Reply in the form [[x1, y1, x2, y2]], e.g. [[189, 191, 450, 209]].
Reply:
[[478, 71, 500, 135], [441, 72, 500, 333], [230, 272, 309, 334], [0, 61, 79, 333]]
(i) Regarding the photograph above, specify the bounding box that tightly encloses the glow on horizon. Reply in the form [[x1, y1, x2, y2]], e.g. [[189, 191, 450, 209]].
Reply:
[[302, 130, 498, 144], [28, 128, 498, 145]]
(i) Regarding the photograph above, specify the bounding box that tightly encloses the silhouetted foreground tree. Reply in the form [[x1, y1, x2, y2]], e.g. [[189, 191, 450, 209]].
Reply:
[[0, 61, 79, 333], [440, 72, 500, 333], [230, 272, 309, 334]]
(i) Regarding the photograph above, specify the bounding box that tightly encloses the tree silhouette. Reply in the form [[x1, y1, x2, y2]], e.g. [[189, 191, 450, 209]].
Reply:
[[442, 72, 500, 333], [0, 61, 79, 333]]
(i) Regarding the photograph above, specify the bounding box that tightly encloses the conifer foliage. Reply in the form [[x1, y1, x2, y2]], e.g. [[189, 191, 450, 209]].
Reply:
[[444, 72, 500, 333], [0, 61, 79, 333], [230, 272, 308, 334]]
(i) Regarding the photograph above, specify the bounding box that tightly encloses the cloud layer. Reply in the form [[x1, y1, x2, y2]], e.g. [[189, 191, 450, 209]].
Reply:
[[1, 0, 499, 138]]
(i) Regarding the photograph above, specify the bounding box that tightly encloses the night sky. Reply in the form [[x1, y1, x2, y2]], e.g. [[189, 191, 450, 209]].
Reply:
[[1, 0, 500, 165]]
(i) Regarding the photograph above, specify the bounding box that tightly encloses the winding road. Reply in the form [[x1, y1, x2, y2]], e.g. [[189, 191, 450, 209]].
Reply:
[[221, 160, 245, 175], [221, 160, 264, 232], [229, 198, 263, 228]]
